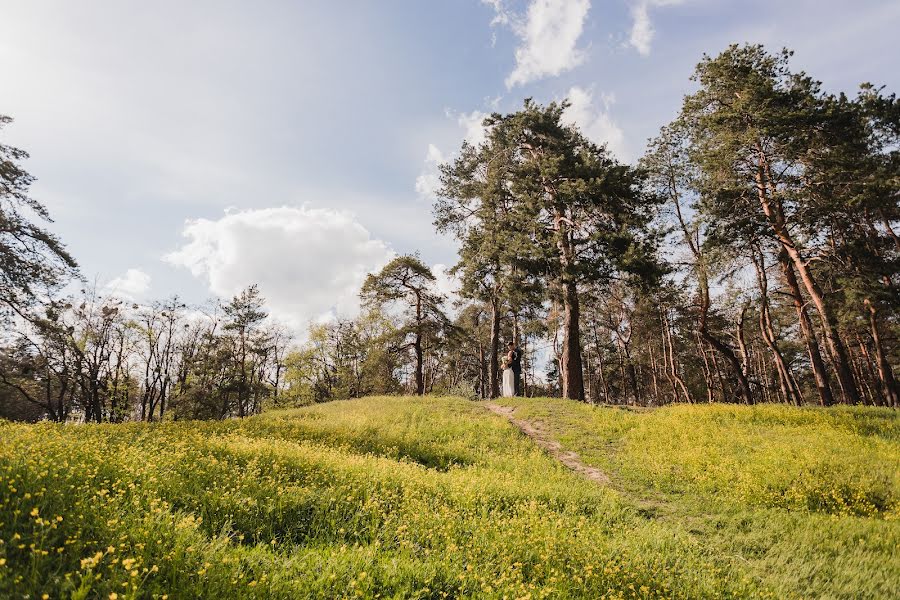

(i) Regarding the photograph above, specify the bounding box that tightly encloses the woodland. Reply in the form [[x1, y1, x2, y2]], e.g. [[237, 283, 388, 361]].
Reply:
[[1, 44, 898, 422]]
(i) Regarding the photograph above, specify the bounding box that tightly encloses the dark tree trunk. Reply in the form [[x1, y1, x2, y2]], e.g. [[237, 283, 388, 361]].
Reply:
[[489, 297, 501, 398], [414, 295, 425, 395], [561, 281, 585, 400]]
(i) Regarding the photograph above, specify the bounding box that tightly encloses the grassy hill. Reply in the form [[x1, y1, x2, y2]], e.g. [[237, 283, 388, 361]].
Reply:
[[1, 397, 897, 599]]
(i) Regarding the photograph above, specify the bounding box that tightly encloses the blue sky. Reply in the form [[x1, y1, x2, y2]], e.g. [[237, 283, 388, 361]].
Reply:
[[2, 0, 898, 330]]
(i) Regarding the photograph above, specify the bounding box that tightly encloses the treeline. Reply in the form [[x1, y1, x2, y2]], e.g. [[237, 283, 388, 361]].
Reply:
[[429, 44, 898, 407], [289, 46, 899, 407], [1, 44, 897, 420], [0, 285, 291, 422]]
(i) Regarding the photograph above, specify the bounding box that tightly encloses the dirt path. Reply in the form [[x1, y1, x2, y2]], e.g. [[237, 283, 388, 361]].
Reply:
[[484, 402, 610, 485]]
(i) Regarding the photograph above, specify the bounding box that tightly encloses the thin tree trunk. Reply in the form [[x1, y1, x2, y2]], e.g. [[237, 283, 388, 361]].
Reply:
[[880, 209, 900, 253], [695, 331, 715, 403], [865, 298, 900, 407], [752, 250, 803, 405], [659, 313, 679, 403], [414, 295, 424, 395], [779, 250, 835, 406], [735, 302, 754, 405], [850, 340, 876, 406], [665, 310, 694, 403], [648, 343, 661, 404], [755, 156, 859, 404]]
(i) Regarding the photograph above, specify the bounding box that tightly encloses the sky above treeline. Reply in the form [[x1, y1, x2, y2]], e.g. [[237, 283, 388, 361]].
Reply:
[[1, 0, 898, 332]]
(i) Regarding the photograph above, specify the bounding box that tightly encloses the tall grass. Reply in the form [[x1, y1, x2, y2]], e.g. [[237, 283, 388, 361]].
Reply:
[[2, 397, 772, 599], [497, 399, 900, 599]]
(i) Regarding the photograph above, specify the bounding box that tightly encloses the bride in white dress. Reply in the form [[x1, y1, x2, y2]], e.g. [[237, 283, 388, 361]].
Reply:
[[501, 353, 516, 397]]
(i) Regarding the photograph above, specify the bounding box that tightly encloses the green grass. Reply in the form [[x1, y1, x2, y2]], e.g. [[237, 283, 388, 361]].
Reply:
[[0, 397, 896, 598], [494, 398, 900, 599]]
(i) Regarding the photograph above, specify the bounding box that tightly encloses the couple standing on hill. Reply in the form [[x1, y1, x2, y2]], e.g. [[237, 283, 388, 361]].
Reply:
[[501, 341, 522, 398]]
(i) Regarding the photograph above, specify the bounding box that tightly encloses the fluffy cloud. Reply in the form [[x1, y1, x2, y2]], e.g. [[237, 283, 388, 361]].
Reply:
[[415, 144, 446, 199], [431, 263, 461, 315], [628, 0, 684, 56], [505, 0, 591, 88], [165, 206, 393, 331], [562, 86, 629, 161], [415, 111, 488, 200], [481, 0, 510, 27], [104, 268, 151, 300], [456, 110, 490, 147]]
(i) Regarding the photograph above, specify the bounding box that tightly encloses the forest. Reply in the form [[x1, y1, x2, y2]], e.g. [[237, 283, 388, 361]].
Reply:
[[1, 44, 898, 422]]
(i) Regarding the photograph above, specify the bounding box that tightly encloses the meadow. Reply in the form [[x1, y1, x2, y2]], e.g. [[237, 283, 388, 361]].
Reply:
[[1, 397, 897, 599]]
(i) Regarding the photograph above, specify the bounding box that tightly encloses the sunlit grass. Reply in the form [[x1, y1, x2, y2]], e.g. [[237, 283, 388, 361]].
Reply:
[[1, 396, 774, 599], [495, 398, 900, 599]]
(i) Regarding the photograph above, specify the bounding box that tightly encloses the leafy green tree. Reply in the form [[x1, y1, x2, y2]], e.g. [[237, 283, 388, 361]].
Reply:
[[678, 45, 865, 404], [490, 100, 658, 400], [360, 255, 449, 395], [0, 115, 77, 323], [223, 285, 270, 417], [437, 133, 542, 397], [642, 122, 756, 405], [816, 88, 899, 406]]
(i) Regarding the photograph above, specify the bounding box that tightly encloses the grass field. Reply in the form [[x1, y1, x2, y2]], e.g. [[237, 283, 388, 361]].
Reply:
[[1, 397, 897, 599]]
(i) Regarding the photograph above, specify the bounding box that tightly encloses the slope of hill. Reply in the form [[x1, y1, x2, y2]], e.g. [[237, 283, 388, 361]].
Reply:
[[1, 397, 897, 599]]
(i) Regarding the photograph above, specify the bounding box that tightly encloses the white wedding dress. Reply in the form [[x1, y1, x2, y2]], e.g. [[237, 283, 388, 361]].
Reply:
[[501, 368, 516, 397]]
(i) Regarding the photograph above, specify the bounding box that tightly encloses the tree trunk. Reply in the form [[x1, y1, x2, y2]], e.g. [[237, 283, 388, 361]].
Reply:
[[478, 340, 486, 399], [697, 268, 753, 404], [735, 302, 754, 405], [865, 298, 899, 407], [664, 310, 693, 404], [561, 281, 585, 400], [778, 250, 835, 406], [853, 337, 878, 406], [414, 295, 425, 395], [880, 209, 900, 253], [648, 343, 661, 404], [489, 297, 501, 398], [752, 251, 803, 405], [694, 331, 714, 403], [755, 157, 860, 404]]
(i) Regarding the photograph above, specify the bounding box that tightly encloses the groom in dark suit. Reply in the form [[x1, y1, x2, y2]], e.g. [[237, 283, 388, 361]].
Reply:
[[507, 341, 522, 396]]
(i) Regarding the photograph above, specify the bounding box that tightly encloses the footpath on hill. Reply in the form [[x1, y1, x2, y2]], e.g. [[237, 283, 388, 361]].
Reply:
[[483, 397, 900, 600], [484, 402, 610, 484]]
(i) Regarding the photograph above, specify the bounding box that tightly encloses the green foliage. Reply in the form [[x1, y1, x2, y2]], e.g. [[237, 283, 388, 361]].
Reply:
[[0, 115, 78, 325], [284, 312, 402, 403], [361, 256, 450, 396]]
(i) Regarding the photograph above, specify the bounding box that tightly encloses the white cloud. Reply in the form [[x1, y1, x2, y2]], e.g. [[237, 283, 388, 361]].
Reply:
[[629, 4, 654, 55], [505, 0, 591, 88], [482, 0, 510, 27], [104, 268, 151, 300], [628, 0, 685, 56], [415, 144, 446, 199], [456, 110, 490, 147], [164, 206, 394, 331], [561, 86, 629, 162], [431, 263, 461, 315], [415, 111, 488, 200]]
